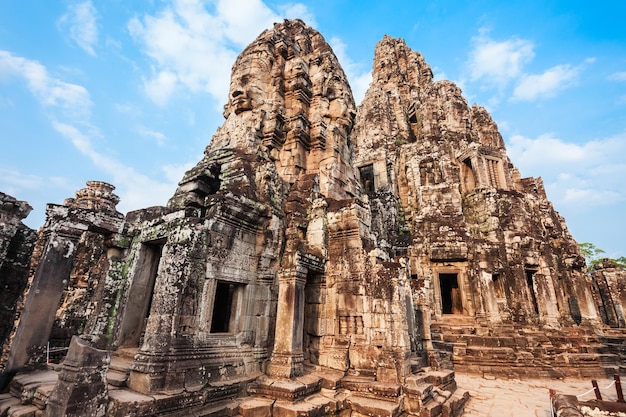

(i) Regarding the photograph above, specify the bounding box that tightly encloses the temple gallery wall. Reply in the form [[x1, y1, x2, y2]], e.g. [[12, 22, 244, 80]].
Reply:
[[1, 19, 625, 417]]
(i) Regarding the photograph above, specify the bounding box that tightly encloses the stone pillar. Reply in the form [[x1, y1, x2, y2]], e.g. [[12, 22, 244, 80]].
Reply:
[[3, 231, 78, 374], [44, 336, 110, 417], [127, 231, 204, 394], [267, 264, 307, 378]]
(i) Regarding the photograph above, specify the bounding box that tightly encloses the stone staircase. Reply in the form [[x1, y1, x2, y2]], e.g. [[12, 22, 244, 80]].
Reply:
[[106, 348, 135, 388], [234, 366, 468, 417], [431, 317, 626, 379], [0, 369, 58, 417], [0, 360, 468, 417]]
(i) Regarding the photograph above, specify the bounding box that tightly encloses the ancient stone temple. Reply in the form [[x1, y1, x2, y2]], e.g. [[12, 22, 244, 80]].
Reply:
[[1, 19, 625, 417]]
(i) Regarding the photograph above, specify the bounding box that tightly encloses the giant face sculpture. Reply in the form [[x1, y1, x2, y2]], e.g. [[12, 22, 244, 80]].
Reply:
[[226, 53, 273, 116]]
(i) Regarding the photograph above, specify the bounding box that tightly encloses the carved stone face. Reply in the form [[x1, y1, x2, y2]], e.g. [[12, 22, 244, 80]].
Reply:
[[326, 74, 346, 101], [286, 57, 308, 79], [227, 54, 272, 115]]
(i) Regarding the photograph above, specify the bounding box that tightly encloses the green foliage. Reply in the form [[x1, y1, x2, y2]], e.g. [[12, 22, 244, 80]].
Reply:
[[579, 242, 626, 270]]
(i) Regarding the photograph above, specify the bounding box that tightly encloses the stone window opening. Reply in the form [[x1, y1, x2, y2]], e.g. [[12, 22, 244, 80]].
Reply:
[[210, 281, 243, 333], [439, 273, 463, 315], [492, 273, 505, 299], [525, 270, 539, 315], [461, 158, 476, 192], [358, 164, 375, 194], [408, 102, 418, 124]]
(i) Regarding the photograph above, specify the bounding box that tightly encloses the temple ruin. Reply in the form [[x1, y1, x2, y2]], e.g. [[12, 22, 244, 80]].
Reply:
[[1, 19, 625, 417]]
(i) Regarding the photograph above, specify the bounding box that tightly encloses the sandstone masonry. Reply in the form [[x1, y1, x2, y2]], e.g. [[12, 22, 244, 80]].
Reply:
[[1, 19, 625, 417]]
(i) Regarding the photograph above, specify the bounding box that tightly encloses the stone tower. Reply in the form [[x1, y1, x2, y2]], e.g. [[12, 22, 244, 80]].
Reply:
[[353, 35, 595, 328]]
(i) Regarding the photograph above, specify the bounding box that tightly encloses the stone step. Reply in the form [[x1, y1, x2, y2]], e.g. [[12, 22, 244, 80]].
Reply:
[[346, 394, 401, 417], [109, 355, 134, 373], [8, 370, 58, 406], [32, 381, 56, 410], [0, 395, 21, 417], [237, 397, 275, 417], [106, 369, 130, 387], [247, 374, 322, 401], [340, 375, 401, 398], [1, 403, 39, 417]]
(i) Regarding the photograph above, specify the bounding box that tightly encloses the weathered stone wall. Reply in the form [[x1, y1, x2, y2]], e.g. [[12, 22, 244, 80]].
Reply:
[[0, 193, 36, 371], [0, 182, 124, 378]]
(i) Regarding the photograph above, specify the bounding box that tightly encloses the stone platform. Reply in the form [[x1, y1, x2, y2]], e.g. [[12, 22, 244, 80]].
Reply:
[[431, 318, 626, 379], [0, 365, 469, 417]]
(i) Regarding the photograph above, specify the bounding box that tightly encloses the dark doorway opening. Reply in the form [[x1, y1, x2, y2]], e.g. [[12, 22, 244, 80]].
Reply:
[[440, 273, 463, 315], [210, 282, 235, 333], [303, 272, 324, 365], [525, 270, 539, 315], [359, 164, 375, 194], [461, 158, 476, 192], [492, 273, 505, 299]]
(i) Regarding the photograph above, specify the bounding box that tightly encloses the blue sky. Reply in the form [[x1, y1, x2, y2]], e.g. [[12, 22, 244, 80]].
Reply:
[[1, 0, 625, 258]]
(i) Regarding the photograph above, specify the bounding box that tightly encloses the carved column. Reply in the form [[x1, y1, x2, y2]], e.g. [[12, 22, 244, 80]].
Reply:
[[267, 263, 307, 378], [3, 231, 79, 374]]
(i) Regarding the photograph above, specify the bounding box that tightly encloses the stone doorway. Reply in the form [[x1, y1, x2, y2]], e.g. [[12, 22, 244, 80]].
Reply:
[[525, 269, 539, 315], [303, 272, 324, 365], [440, 273, 463, 315], [118, 241, 163, 348]]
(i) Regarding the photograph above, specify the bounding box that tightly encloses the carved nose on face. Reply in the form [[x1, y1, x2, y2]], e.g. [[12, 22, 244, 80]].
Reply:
[[232, 89, 244, 98]]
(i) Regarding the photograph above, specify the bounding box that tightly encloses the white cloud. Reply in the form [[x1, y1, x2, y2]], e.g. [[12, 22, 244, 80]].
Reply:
[[512, 64, 580, 101], [467, 30, 534, 87], [506, 132, 626, 209], [609, 71, 626, 81], [57, 1, 99, 56], [563, 188, 623, 206], [0, 168, 46, 193], [51, 121, 179, 213], [138, 126, 168, 146], [144, 70, 179, 106], [128, 0, 269, 106], [129, 0, 315, 106], [0, 51, 92, 115], [0, 97, 14, 108], [329, 37, 372, 104], [163, 160, 198, 184], [277, 3, 317, 27], [215, 0, 279, 45]]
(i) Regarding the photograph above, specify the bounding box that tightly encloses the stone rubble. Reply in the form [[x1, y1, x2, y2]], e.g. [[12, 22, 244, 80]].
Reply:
[[1, 18, 626, 417]]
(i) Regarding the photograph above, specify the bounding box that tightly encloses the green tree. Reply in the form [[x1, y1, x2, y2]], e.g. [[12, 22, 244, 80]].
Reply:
[[579, 242, 626, 270]]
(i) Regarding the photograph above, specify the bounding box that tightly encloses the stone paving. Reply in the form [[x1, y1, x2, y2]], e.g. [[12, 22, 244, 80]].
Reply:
[[456, 373, 620, 417]]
